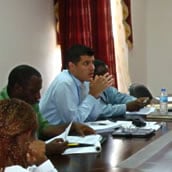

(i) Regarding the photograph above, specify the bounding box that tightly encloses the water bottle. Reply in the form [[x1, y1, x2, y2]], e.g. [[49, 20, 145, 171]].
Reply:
[[160, 88, 168, 114]]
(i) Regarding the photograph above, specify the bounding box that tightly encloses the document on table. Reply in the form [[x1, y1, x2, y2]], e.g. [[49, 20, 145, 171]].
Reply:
[[85, 120, 120, 133], [45, 122, 102, 154], [45, 121, 72, 144], [126, 107, 156, 115], [62, 134, 102, 155]]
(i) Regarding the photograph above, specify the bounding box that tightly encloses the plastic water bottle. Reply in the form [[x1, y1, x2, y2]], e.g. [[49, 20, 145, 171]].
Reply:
[[160, 88, 168, 114]]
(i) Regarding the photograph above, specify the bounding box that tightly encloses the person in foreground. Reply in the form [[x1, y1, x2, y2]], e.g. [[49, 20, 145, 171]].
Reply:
[[0, 98, 57, 172], [0, 65, 95, 156], [93, 59, 150, 117], [40, 44, 114, 125]]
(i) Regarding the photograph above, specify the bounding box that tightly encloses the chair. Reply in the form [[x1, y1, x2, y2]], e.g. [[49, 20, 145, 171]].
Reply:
[[128, 83, 153, 100]]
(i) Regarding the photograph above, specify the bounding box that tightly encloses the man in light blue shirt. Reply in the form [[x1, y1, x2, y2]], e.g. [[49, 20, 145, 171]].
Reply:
[[96, 87, 136, 117], [94, 59, 150, 118], [40, 44, 114, 124], [40, 45, 147, 125]]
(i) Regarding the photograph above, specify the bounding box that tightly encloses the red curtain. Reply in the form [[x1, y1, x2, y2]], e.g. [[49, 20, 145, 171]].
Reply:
[[55, 0, 117, 87], [90, 0, 117, 86]]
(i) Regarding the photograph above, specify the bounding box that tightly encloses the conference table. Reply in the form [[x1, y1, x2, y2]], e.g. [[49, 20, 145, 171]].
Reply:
[[49, 116, 172, 172]]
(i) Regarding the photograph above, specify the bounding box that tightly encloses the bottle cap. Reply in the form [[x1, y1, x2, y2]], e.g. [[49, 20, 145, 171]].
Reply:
[[161, 88, 166, 92]]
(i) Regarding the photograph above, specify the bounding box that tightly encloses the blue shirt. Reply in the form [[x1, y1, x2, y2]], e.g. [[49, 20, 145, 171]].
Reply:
[[97, 87, 136, 118], [40, 70, 136, 124], [40, 70, 101, 124]]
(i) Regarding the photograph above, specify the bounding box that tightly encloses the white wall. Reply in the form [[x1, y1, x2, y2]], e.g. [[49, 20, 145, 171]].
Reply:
[[129, 0, 147, 90], [0, 0, 61, 94], [130, 0, 172, 96], [147, 0, 172, 96], [2, 0, 172, 97]]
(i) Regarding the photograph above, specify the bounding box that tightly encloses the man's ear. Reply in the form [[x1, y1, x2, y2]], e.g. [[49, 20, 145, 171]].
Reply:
[[13, 83, 23, 93], [68, 62, 75, 70]]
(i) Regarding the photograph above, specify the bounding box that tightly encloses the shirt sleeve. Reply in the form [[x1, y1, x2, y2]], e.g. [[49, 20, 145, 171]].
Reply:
[[96, 99, 127, 117], [105, 87, 136, 104], [96, 87, 137, 117], [5, 165, 28, 172], [4, 160, 57, 172], [33, 104, 49, 139], [27, 160, 58, 172]]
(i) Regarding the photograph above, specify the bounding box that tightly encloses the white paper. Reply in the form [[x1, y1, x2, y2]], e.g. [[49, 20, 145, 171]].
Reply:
[[5, 160, 57, 172], [45, 121, 73, 144], [62, 134, 102, 155], [45, 122, 102, 155], [126, 107, 156, 115], [85, 120, 120, 133]]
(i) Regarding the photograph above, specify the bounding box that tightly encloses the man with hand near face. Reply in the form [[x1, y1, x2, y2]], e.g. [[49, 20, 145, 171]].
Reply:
[[40, 44, 114, 125], [93, 59, 150, 118]]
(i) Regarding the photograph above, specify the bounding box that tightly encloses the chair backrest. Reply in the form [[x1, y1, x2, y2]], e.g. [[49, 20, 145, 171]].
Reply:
[[129, 83, 153, 99]]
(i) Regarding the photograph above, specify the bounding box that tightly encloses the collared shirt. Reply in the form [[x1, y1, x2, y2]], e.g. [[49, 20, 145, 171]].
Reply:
[[0, 87, 49, 138], [96, 86, 136, 118], [40, 70, 136, 125], [40, 70, 101, 125], [4, 159, 57, 172]]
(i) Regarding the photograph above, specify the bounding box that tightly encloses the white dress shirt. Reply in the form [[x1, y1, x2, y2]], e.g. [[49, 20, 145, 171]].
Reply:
[[4, 160, 57, 172]]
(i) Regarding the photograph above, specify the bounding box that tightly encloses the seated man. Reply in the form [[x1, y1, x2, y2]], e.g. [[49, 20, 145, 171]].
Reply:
[[94, 59, 150, 118], [40, 44, 114, 125], [0, 64, 95, 156], [0, 98, 57, 171], [40, 45, 148, 124]]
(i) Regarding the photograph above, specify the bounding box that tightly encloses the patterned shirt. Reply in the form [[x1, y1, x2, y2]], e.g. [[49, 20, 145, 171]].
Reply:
[[0, 87, 49, 138]]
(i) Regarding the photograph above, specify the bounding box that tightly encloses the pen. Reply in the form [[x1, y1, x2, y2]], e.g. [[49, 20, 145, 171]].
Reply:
[[68, 143, 101, 151], [68, 143, 95, 147]]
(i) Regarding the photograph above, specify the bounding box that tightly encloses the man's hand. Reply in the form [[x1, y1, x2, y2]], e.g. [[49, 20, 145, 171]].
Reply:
[[71, 122, 96, 136], [126, 97, 150, 112], [89, 73, 113, 98], [46, 138, 68, 156]]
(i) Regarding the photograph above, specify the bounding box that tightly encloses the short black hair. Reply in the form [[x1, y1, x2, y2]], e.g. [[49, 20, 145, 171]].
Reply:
[[7, 65, 41, 93], [94, 59, 108, 76], [65, 44, 94, 68]]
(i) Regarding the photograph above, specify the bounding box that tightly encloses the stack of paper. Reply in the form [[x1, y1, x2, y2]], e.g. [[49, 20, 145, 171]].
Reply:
[[85, 120, 120, 133], [126, 107, 156, 115], [45, 122, 102, 155], [45, 121, 73, 144], [62, 134, 102, 155]]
